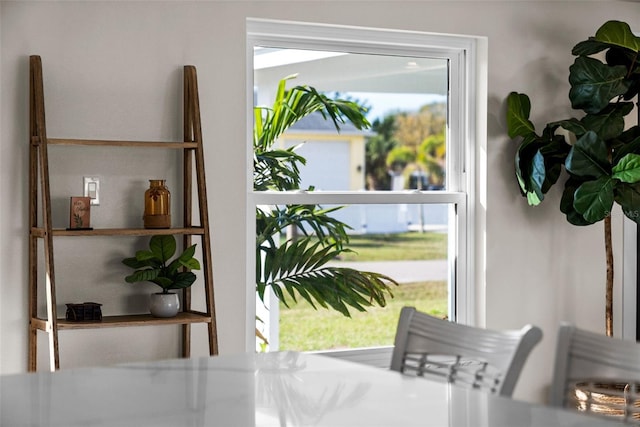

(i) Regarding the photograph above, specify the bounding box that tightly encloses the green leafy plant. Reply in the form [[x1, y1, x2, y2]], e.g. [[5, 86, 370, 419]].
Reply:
[[254, 74, 398, 318], [122, 235, 200, 294], [506, 20, 640, 336]]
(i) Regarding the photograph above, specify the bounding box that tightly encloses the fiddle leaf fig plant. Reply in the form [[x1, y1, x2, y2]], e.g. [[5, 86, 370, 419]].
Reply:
[[122, 235, 200, 294], [506, 20, 640, 336]]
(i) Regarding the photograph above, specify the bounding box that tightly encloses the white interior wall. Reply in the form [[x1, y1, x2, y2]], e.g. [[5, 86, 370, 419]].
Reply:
[[1, 0, 639, 404]]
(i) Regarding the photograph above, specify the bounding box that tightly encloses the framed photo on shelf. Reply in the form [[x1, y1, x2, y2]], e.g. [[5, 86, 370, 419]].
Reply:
[[69, 196, 91, 230]]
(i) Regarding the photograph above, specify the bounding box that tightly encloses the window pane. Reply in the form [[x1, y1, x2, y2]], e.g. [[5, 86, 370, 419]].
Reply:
[[256, 203, 452, 352], [254, 47, 449, 192]]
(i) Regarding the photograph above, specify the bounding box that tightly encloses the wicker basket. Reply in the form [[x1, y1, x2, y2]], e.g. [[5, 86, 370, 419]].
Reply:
[[570, 382, 640, 424]]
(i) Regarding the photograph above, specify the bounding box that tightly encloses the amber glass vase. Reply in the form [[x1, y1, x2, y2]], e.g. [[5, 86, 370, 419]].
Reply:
[[143, 179, 171, 228]]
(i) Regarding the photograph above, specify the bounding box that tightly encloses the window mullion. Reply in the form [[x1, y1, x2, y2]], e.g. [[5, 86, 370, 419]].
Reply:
[[251, 191, 466, 206]]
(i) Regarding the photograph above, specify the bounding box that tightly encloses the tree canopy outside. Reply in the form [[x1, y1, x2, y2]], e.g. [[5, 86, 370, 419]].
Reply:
[[365, 102, 447, 190]]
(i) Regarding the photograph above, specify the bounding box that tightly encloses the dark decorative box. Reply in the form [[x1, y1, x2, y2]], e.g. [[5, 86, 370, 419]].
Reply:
[[65, 302, 102, 321]]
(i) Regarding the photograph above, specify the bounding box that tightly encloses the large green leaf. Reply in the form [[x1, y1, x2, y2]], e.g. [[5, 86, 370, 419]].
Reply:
[[506, 92, 535, 138], [548, 118, 587, 138], [571, 37, 610, 56], [615, 182, 640, 223], [572, 21, 640, 66], [606, 48, 640, 101], [511, 118, 571, 205], [572, 39, 609, 56], [560, 177, 593, 226], [594, 20, 640, 53], [515, 140, 544, 204], [539, 135, 571, 192], [122, 255, 158, 269], [125, 268, 160, 284], [612, 130, 640, 164], [565, 131, 610, 178], [580, 102, 634, 141], [151, 276, 173, 289], [149, 235, 176, 263], [180, 258, 200, 270], [169, 272, 197, 290], [133, 249, 159, 263], [612, 154, 640, 183], [175, 244, 200, 271], [528, 149, 546, 202], [569, 56, 631, 114], [573, 176, 615, 223], [514, 159, 541, 205]]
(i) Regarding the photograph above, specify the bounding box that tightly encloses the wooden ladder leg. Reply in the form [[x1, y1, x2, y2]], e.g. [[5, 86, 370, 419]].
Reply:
[[30, 55, 60, 371], [28, 55, 40, 372], [28, 325, 37, 371], [181, 290, 192, 358], [182, 65, 194, 358], [28, 232, 38, 371], [184, 65, 218, 356], [39, 118, 60, 372]]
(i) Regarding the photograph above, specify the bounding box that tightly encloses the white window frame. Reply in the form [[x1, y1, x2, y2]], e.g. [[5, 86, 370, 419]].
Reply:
[[245, 18, 487, 354]]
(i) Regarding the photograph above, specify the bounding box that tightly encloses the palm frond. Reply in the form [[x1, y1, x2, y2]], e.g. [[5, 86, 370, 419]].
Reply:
[[254, 148, 305, 191], [256, 204, 350, 248], [258, 238, 397, 317]]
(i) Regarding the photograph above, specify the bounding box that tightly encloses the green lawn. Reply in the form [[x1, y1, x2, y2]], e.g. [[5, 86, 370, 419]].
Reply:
[[339, 231, 447, 261], [279, 281, 447, 351], [277, 231, 448, 351]]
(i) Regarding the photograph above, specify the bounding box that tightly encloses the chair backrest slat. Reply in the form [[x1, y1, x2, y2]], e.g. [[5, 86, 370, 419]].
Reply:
[[390, 306, 542, 397]]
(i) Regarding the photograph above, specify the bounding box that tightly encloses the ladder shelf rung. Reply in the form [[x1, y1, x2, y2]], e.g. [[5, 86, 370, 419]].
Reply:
[[32, 312, 212, 331], [34, 137, 198, 149], [30, 227, 206, 237]]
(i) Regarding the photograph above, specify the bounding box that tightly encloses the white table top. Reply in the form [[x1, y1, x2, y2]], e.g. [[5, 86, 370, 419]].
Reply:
[[1, 351, 624, 427]]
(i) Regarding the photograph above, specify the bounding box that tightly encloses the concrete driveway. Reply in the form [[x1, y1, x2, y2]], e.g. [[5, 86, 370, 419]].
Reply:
[[327, 260, 448, 283]]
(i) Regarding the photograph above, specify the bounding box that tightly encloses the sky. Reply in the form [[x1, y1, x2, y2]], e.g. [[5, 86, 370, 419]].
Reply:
[[344, 92, 447, 121]]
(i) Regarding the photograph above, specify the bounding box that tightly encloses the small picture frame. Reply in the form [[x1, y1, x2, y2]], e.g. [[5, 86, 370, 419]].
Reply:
[[69, 196, 92, 230]]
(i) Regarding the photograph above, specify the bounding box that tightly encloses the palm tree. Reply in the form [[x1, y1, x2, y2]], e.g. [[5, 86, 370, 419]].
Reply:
[[365, 115, 398, 190], [254, 75, 397, 317], [417, 131, 446, 187]]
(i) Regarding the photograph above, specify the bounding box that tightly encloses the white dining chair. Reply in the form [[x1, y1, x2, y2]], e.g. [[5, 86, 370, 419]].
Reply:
[[390, 306, 542, 397], [549, 323, 640, 425]]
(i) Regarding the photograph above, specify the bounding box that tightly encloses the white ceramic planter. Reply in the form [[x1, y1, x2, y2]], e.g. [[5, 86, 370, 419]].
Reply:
[[149, 292, 180, 318]]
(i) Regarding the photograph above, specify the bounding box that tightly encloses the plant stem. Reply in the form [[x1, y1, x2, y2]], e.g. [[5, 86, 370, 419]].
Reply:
[[604, 214, 613, 337]]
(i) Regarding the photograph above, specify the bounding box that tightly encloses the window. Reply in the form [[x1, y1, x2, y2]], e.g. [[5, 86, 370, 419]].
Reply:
[[247, 19, 485, 363]]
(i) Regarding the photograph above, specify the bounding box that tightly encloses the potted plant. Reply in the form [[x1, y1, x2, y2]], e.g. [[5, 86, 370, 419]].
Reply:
[[122, 234, 200, 317], [506, 20, 640, 336]]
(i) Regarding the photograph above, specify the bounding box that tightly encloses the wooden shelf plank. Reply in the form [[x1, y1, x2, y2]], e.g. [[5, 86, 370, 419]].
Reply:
[[31, 312, 212, 331], [42, 137, 198, 149], [30, 227, 205, 237]]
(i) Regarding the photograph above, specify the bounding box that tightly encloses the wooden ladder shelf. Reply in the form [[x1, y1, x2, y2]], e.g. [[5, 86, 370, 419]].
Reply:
[[28, 55, 218, 371]]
